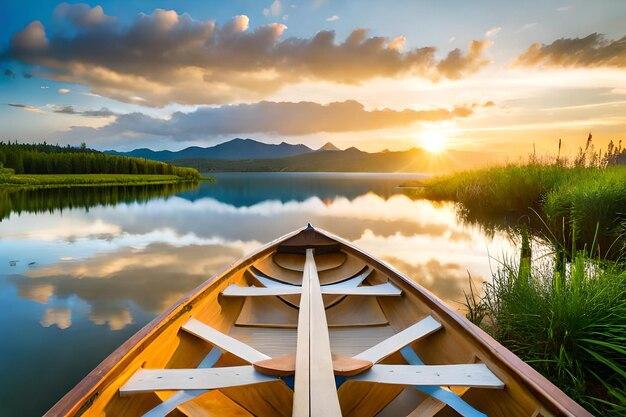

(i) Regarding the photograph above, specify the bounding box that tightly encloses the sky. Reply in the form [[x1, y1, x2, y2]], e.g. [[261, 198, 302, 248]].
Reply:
[[0, 0, 625, 158]]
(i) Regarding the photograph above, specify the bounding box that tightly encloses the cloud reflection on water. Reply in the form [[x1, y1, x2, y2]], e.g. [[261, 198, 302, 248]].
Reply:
[[1, 177, 516, 330]]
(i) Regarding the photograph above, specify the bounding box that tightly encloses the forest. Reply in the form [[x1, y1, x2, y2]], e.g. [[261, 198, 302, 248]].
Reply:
[[0, 142, 199, 179]]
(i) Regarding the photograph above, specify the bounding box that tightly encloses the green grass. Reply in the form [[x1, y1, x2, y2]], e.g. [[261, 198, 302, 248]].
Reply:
[[467, 247, 626, 416], [0, 173, 200, 188], [404, 164, 626, 256]]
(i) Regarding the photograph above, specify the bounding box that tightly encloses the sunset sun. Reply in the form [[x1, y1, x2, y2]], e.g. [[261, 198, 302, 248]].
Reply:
[[420, 130, 448, 154]]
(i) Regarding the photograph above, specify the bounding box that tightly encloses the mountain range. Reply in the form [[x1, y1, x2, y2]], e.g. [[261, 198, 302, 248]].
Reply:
[[105, 138, 494, 173], [105, 138, 319, 161]]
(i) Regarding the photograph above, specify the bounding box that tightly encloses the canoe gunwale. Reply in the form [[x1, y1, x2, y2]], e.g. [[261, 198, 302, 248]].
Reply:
[[313, 227, 593, 417], [44, 227, 306, 417]]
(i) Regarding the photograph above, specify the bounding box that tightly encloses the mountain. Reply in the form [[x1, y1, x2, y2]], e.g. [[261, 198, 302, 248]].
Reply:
[[318, 142, 341, 151], [105, 138, 314, 161], [170, 147, 495, 173]]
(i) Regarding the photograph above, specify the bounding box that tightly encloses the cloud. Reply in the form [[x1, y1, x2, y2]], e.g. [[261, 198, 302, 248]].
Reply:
[[54, 2, 115, 29], [52, 105, 116, 117], [262, 0, 281, 17], [55, 100, 477, 142], [326, 15, 339, 22], [7, 103, 44, 113], [6, 5, 492, 106], [57, 88, 70, 94], [40, 308, 72, 329], [514, 33, 626, 68], [437, 39, 493, 79], [516, 22, 537, 34], [485, 26, 501, 38]]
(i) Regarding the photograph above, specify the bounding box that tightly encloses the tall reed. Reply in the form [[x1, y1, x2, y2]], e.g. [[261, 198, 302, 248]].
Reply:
[[468, 239, 626, 416]]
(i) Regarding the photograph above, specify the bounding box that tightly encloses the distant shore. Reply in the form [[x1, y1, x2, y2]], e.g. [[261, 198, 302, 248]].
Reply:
[[0, 173, 204, 189]]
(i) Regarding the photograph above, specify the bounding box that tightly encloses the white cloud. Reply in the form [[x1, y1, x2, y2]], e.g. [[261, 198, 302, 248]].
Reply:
[[485, 26, 502, 38], [57, 88, 70, 94], [516, 22, 537, 34], [326, 15, 339, 22], [264, 0, 282, 17]]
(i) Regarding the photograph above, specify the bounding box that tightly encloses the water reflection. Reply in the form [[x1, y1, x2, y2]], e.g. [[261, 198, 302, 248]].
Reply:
[[0, 173, 516, 416], [0, 182, 197, 222]]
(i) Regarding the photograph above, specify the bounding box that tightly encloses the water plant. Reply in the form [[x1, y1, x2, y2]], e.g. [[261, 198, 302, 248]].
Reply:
[[466, 236, 626, 416]]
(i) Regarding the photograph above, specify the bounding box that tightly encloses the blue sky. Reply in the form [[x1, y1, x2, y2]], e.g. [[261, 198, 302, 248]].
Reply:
[[1, 0, 625, 155]]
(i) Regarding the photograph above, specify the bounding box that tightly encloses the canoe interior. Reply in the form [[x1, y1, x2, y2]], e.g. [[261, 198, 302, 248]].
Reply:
[[46, 226, 591, 417]]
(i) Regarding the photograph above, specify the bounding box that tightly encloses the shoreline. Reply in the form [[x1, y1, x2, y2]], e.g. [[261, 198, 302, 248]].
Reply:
[[0, 173, 205, 190]]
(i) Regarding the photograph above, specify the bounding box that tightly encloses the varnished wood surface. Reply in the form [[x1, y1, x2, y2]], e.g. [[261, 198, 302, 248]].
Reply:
[[272, 252, 346, 272], [314, 227, 594, 417], [235, 295, 388, 327], [228, 326, 397, 358], [46, 226, 594, 417], [293, 249, 342, 417]]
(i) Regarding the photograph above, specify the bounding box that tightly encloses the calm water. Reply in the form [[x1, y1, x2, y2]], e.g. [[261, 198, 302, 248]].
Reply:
[[0, 173, 517, 416]]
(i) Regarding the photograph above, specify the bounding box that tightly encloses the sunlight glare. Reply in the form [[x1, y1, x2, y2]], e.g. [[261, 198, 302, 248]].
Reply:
[[420, 130, 448, 153]]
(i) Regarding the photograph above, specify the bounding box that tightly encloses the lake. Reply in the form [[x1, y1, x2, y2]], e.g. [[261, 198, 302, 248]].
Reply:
[[0, 172, 517, 416]]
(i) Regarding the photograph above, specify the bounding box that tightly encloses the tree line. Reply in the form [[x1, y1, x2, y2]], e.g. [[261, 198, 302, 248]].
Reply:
[[0, 142, 200, 179]]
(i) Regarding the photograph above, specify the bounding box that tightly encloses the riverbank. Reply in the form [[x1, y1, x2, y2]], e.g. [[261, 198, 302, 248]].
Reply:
[[403, 164, 626, 256], [403, 163, 625, 415], [0, 173, 205, 189], [467, 242, 626, 416]]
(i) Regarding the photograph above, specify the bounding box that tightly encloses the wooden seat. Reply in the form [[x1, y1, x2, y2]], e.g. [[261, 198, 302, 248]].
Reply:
[[353, 316, 442, 363], [120, 366, 279, 394], [182, 318, 270, 363], [348, 364, 504, 388], [141, 347, 222, 417], [221, 280, 401, 297], [400, 346, 488, 417]]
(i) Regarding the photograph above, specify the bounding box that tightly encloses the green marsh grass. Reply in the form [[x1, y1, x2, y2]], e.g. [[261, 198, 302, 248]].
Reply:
[[405, 164, 626, 257], [0, 173, 198, 188], [468, 243, 626, 416]]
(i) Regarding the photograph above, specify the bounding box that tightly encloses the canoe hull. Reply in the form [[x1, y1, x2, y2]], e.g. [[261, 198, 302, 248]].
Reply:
[[45, 226, 592, 417]]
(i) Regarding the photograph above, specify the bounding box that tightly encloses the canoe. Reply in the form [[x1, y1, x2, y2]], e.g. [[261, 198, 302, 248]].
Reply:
[[45, 225, 592, 417]]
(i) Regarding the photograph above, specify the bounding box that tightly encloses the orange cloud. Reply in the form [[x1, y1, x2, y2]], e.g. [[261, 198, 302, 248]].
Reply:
[[514, 33, 626, 68], [7, 4, 492, 106]]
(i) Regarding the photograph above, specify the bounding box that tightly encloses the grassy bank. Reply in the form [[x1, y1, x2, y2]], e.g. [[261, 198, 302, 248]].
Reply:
[[404, 164, 626, 256], [0, 173, 200, 189], [467, 245, 626, 416]]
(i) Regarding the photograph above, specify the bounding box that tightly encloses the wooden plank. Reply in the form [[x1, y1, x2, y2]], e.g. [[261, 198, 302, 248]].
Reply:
[[273, 252, 346, 272], [227, 326, 397, 358], [120, 366, 278, 394], [235, 294, 388, 328], [142, 347, 222, 417], [222, 285, 301, 297], [182, 317, 270, 363], [352, 316, 441, 363], [307, 248, 343, 416], [322, 282, 401, 296], [348, 364, 505, 388], [401, 345, 486, 417], [292, 249, 311, 417], [222, 281, 400, 297], [250, 267, 372, 289], [321, 268, 372, 288], [293, 249, 342, 417], [254, 253, 367, 286]]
